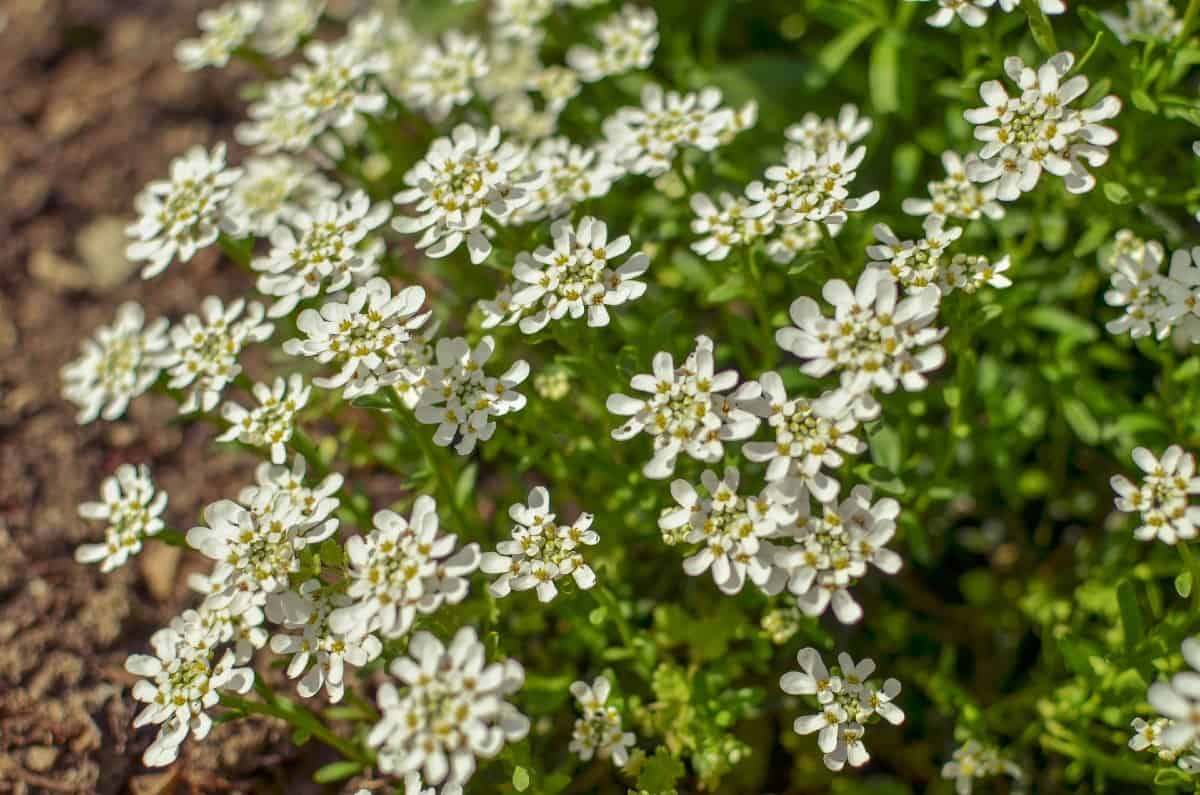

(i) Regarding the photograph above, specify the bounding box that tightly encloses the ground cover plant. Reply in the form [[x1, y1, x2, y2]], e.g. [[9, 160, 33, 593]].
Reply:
[[58, 0, 1200, 791]]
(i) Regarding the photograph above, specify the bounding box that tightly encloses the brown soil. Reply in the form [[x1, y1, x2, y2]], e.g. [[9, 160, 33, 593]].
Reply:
[[0, 2, 323, 792]]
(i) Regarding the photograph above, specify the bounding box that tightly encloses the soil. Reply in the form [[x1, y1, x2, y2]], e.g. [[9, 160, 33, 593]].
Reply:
[[0, 1, 329, 792]]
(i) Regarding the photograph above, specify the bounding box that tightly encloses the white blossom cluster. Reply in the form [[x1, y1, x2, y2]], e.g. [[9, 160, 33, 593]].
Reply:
[[164, 296, 274, 414], [608, 335, 760, 478], [941, 740, 1023, 794], [780, 648, 904, 771], [688, 105, 879, 264], [1104, 237, 1200, 344], [569, 676, 636, 766], [482, 486, 598, 602], [62, 302, 169, 423], [867, 215, 1011, 296], [964, 52, 1121, 201], [369, 628, 529, 791], [566, 5, 659, 83], [902, 151, 1005, 222], [218, 373, 311, 464], [75, 465, 167, 573], [1111, 445, 1200, 545], [480, 216, 649, 333], [175, 0, 323, 70], [1102, 0, 1182, 43], [1134, 636, 1200, 775], [908, 0, 1064, 29]]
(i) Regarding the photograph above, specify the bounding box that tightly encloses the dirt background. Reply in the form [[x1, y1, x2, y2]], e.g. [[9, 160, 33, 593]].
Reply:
[[0, 1, 329, 792]]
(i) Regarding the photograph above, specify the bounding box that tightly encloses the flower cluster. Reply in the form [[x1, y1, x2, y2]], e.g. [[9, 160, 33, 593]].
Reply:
[[164, 296, 274, 414], [62, 302, 170, 424], [902, 151, 1004, 222], [218, 374, 310, 465], [480, 216, 649, 333], [368, 628, 529, 790], [941, 740, 1023, 794], [608, 335, 759, 478], [910, 0, 1064, 29], [569, 676, 636, 767], [482, 487, 599, 602], [1111, 446, 1200, 545], [566, 5, 659, 83], [1104, 238, 1200, 343], [1102, 0, 1182, 44], [75, 465, 167, 573], [964, 52, 1121, 201], [1135, 637, 1200, 775], [780, 648, 904, 771]]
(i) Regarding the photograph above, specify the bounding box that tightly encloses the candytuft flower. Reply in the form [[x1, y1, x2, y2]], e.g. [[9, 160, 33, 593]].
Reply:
[[781, 648, 904, 771], [902, 151, 1004, 222], [566, 4, 659, 83], [329, 496, 480, 640], [176, 1, 263, 70], [964, 51, 1121, 200], [569, 676, 636, 766], [601, 84, 741, 177], [368, 627, 529, 789], [62, 302, 170, 424], [393, 125, 539, 264], [75, 464, 167, 573], [163, 296, 274, 413], [942, 740, 1023, 794], [481, 486, 599, 602], [607, 335, 760, 478], [414, 336, 530, 455], [223, 155, 340, 239], [126, 144, 243, 278], [218, 374, 311, 465], [1111, 445, 1200, 544]]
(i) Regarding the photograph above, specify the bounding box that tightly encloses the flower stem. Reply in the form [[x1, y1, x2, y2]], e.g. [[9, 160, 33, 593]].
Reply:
[[383, 389, 473, 535], [220, 691, 370, 765], [743, 246, 778, 370]]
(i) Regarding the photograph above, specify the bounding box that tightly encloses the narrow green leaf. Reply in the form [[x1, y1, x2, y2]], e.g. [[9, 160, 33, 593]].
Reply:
[[1061, 398, 1101, 444], [1020, 0, 1058, 54], [869, 33, 901, 115], [313, 760, 364, 783], [1103, 182, 1133, 205], [1117, 580, 1145, 652]]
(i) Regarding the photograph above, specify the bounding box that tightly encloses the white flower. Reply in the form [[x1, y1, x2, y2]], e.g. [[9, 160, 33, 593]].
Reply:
[[964, 51, 1121, 200], [252, 191, 391, 317], [1111, 446, 1200, 544], [1148, 637, 1200, 751], [283, 277, 430, 399], [240, 455, 343, 526], [902, 151, 1004, 222], [781, 648, 904, 771], [176, 1, 263, 70], [163, 296, 273, 414], [940, 253, 1012, 295], [186, 487, 337, 595], [218, 374, 310, 465], [254, 0, 323, 57], [659, 467, 793, 595], [866, 215, 963, 293], [389, 320, 440, 409], [414, 336, 529, 455], [773, 485, 903, 624], [329, 496, 481, 640], [601, 83, 740, 177], [740, 371, 864, 501], [504, 216, 649, 333], [268, 580, 383, 702], [75, 464, 167, 573], [222, 155, 340, 238], [481, 486, 599, 602], [750, 139, 879, 232], [689, 192, 774, 262], [569, 676, 636, 767], [1103, 0, 1183, 43], [1104, 240, 1181, 339], [607, 335, 760, 478], [238, 41, 386, 153], [910, 0, 1064, 28], [785, 104, 872, 154], [490, 0, 555, 41], [765, 221, 827, 265], [942, 740, 1023, 794], [404, 31, 488, 121], [125, 623, 254, 767], [62, 302, 170, 423], [126, 143, 242, 278], [511, 137, 622, 223], [368, 627, 529, 789], [566, 5, 659, 83], [777, 269, 946, 398], [182, 588, 268, 664], [392, 125, 539, 264]]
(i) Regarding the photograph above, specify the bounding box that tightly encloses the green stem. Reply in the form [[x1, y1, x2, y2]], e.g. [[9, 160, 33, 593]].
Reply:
[[743, 246, 778, 370], [291, 428, 331, 479], [1175, 0, 1200, 48], [383, 390, 473, 535], [220, 692, 369, 765]]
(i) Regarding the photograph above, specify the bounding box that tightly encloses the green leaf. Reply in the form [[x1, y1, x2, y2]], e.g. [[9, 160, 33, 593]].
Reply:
[[313, 760, 364, 783], [869, 424, 903, 473], [1061, 398, 1101, 445], [637, 747, 687, 792], [809, 20, 879, 90], [1020, 0, 1058, 54], [1117, 580, 1144, 652], [1103, 182, 1133, 205], [1027, 306, 1099, 343], [1130, 88, 1159, 114], [869, 33, 901, 115], [1177, 571, 1193, 599], [351, 394, 393, 410], [513, 766, 531, 792], [706, 275, 745, 303]]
